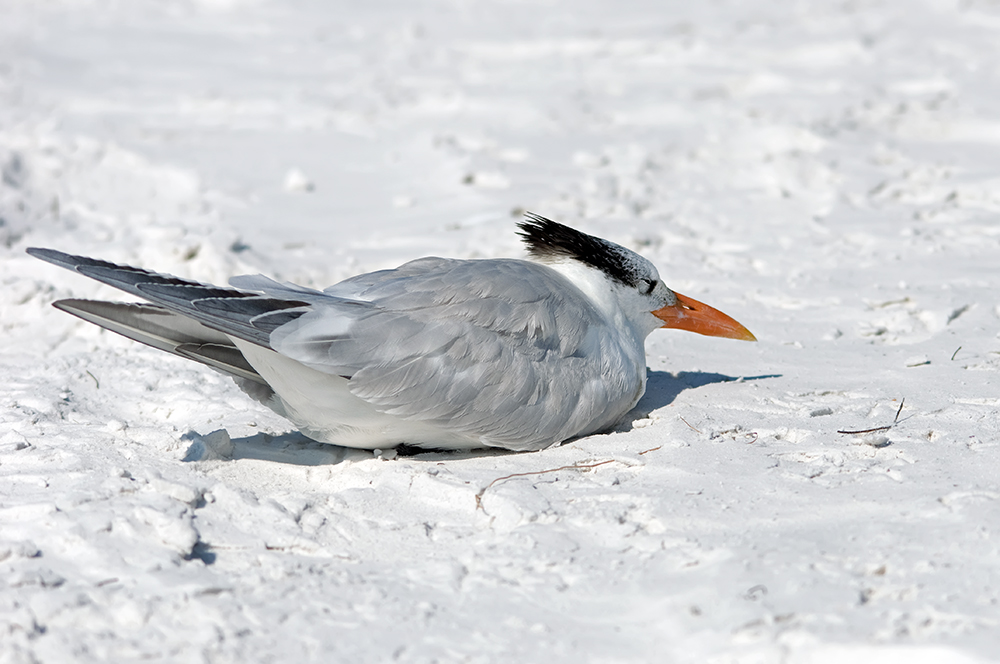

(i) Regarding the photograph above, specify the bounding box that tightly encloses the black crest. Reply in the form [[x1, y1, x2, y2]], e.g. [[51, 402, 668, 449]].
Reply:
[[516, 212, 639, 287]]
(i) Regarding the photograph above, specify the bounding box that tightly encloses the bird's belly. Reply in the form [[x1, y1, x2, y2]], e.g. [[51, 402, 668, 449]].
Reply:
[[233, 340, 480, 450], [232, 335, 647, 452]]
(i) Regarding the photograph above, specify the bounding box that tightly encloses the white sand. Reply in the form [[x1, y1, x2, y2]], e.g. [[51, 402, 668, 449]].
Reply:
[[1, 0, 998, 661]]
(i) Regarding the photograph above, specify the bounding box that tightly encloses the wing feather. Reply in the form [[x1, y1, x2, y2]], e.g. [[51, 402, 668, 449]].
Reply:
[[271, 259, 642, 449], [30, 248, 320, 349], [51, 299, 267, 385]]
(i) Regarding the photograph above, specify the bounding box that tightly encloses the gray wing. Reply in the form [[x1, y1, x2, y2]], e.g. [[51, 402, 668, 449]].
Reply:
[[269, 258, 641, 450], [27, 249, 378, 409], [27, 248, 323, 347], [51, 299, 266, 385]]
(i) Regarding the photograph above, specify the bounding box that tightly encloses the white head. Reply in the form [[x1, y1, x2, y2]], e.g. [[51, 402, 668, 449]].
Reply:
[[517, 213, 756, 341]]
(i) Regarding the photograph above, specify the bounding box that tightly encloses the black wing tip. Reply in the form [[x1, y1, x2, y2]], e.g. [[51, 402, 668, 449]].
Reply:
[[26, 246, 125, 273], [28, 248, 216, 289], [26, 246, 73, 264]]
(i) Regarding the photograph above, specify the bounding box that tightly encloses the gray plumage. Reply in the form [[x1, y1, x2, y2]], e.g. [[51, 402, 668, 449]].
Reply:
[[27, 216, 708, 451]]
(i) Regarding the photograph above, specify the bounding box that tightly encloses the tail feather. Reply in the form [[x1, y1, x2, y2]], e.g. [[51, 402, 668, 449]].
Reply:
[[53, 299, 268, 385]]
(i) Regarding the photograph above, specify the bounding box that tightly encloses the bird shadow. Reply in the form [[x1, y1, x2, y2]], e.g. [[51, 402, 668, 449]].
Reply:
[[181, 370, 780, 466], [181, 428, 517, 467], [182, 429, 367, 467], [229, 431, 365, 466], [617, 370, 781, 429]]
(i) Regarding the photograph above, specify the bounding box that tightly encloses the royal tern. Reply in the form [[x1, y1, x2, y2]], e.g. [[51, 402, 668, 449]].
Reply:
[[28, 214, 754, 451]]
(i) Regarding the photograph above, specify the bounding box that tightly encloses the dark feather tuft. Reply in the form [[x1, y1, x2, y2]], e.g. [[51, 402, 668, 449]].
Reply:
[[516, 212, 639, 287]]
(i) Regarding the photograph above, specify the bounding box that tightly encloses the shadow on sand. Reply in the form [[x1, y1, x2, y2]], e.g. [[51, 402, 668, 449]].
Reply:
[[231, 431, 364, 466], [184, 428, 516, 467], [618, 370, 781, 429]]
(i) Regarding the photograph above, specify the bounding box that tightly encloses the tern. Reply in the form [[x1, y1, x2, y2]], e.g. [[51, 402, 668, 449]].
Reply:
[[28, 214, 754, 451]]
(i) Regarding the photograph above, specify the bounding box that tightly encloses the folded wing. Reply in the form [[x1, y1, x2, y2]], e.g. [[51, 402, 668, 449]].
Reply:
[[270, 258, 640, 449]]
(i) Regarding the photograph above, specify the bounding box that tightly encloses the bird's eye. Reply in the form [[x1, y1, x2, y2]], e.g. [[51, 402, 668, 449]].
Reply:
[[641, 278, 657, 295]]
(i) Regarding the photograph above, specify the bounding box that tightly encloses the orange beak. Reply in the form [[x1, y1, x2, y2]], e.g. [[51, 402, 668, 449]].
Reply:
[[652, 292, 756, 341]]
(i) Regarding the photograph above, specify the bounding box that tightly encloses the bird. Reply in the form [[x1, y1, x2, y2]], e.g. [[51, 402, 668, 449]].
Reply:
[[28, 213, 755, 452]]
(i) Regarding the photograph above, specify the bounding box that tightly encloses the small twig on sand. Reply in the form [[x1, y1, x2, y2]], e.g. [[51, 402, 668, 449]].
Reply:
[[86, 370, 100, 389], [838, 398, 905, 435], [951, 346, 962, 361], [475, 459, 617, 510], [678, 416, 702, 434], [638, 445, 662, 455], [837, 424, 892, 435]]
